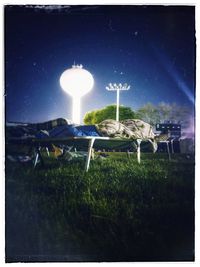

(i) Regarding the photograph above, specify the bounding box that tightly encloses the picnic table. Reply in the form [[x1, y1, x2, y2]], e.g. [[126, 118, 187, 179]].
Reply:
[[8, 136, 172, 171]]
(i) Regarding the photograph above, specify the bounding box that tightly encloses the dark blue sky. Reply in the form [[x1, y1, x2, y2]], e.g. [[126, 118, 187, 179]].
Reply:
[[5, 5, 195, 123]]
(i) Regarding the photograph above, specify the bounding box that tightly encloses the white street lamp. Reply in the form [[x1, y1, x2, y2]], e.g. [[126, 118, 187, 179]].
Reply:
[[60, 64, 94, 124], [106, 83, 130, 121]]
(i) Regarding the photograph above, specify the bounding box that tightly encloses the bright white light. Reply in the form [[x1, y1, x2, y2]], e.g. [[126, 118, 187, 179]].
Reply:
[[60, 65, 94, 124], [60, 66, 94, 98]]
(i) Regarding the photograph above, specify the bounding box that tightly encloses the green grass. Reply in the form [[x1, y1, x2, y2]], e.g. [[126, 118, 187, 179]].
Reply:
[[5, 152, 195, 262]]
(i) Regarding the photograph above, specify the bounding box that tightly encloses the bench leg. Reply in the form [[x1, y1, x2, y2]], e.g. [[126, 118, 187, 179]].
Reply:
[[85, 138, 95, 172], [171, 140, 174, 154], [136, 139, 142, 164], [46, 147, 50, 157], [166, 141, 171, 160], [34, 152, 39, 168], [33, 146, 44, 168]]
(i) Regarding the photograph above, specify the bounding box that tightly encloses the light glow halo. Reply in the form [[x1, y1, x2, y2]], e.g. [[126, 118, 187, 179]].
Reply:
[[60, 65, 94, 124], [60, 66, 94, 98]]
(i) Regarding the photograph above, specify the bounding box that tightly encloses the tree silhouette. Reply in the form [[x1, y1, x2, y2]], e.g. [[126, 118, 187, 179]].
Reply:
[[84, 105, 137, 124]]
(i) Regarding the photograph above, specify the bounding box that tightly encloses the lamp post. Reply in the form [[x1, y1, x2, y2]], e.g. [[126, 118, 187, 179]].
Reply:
[[106, 83, 130, 121], [60, 64, 94, 124]]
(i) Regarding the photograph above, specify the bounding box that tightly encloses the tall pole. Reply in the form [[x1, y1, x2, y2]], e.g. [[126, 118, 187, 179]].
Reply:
[[106, 83, 130, 122], [116, 89, 120, 121]]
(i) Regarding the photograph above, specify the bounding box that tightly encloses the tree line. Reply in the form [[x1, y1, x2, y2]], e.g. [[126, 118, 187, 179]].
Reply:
[[83, 102, 193, 128]]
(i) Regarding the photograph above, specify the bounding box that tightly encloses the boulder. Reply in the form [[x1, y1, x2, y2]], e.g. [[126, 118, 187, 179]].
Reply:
[[97, 119, 157, 152], [97, 119, 133, 138], [122, 119, 155, 139]]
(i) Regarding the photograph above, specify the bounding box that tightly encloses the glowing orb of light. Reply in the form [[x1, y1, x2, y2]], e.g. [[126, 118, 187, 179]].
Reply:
[[60, 64, 94, 98], [60, 64, 94, 124]]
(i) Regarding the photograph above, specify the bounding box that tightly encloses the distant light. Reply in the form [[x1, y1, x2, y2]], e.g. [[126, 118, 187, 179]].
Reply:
[[106, 83, 131, 121], [60, 64, 94, 98], [60, 64, 94, 124]]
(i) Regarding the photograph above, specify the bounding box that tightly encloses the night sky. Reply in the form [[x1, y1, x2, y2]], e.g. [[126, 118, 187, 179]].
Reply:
[[5, 5, 195, 123]]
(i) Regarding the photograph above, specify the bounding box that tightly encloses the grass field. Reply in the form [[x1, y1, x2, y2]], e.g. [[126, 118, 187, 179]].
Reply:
[[5, 152, 195, 262]]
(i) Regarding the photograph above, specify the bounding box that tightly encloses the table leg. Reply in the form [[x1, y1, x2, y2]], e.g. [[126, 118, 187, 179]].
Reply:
[[127, 149, 131, 159], [166, 141, 171, 160], [171, 139, 174, 154], [34, 151, 39, 168], [33, 146, 44, 168], [85, 138, 95, 172], [46, 147, 50, 157], [136, 139, 142, 164]]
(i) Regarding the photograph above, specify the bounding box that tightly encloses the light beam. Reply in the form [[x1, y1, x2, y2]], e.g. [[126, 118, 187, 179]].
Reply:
[[151, 45, 194, 105], [60, 64, 94, 124]]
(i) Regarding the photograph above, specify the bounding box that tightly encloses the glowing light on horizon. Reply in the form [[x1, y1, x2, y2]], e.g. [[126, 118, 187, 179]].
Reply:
[[60, 64, 94, 124]]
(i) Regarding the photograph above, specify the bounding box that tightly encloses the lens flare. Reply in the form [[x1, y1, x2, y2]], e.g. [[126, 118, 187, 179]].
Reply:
[[151, 45, 194, 105]]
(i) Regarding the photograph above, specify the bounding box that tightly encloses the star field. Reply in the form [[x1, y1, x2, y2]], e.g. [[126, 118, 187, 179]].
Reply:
[[5, 5, 195, 123]]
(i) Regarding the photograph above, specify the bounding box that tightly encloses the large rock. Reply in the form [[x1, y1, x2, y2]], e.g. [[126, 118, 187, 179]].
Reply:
[[97, 119, 155, 139], [97, 119, 133, 138], [122, 119, 155, 139], [97, 119, 157, 152]]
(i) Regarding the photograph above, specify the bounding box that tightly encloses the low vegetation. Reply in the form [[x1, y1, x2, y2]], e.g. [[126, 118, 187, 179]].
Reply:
[[6, 152, 194, 262]]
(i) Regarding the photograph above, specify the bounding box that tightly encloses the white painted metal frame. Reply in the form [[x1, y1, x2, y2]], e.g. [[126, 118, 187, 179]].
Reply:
[[84, 137, 142, 171], [32, 136, 142, 171], [32, 136, 171, 171]]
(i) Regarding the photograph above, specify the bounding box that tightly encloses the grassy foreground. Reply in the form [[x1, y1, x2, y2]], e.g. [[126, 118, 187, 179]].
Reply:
[[5, 152, 195, 262]]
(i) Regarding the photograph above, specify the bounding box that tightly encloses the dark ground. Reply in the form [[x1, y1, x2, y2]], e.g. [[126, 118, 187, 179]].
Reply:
[[5, 152, 195, 262]]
